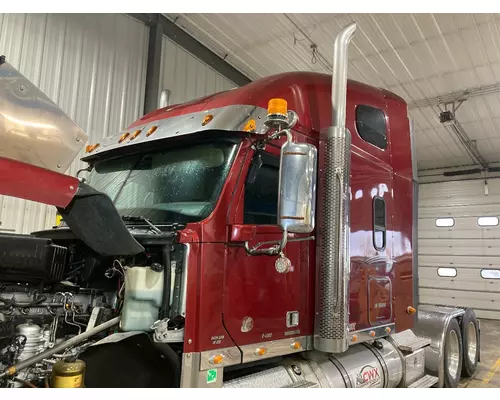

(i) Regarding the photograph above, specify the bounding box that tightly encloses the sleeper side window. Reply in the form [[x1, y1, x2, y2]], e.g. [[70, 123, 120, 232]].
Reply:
[[373, 196, 386, 250], [243, 152, 279, 225], [356, 105, 388, 150]]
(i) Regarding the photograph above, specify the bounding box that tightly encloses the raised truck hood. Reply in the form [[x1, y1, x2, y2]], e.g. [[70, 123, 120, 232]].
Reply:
[[0, 57, 144, 256]]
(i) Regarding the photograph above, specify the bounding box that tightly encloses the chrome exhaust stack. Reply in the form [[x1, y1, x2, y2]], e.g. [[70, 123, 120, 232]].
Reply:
[[314, 23, 356, 354]]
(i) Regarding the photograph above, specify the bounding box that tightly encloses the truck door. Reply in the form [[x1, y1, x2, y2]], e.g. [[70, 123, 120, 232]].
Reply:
[[223, 149, 314, 348]]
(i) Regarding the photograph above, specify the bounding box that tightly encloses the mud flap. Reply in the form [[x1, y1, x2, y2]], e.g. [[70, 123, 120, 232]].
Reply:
[[57, 182, 144, 256], [478, 319, 481, 363]]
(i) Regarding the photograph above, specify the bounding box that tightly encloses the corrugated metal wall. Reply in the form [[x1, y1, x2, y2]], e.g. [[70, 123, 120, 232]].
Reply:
[[0, 14, 238, 235], [159, 37, 236, 105], [418, 179, 500, 319], [0, 13, 149, 234]]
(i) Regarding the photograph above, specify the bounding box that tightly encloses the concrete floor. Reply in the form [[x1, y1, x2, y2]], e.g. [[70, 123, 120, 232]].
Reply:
[[460, 319, 500, 388]]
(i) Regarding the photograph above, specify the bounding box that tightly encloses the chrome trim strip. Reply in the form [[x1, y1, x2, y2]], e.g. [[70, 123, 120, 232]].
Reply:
[[409, 118, 418, 182], [305, 335, 314, 351], [180, 352, 197, 388], [87, 105, 268, 157], [413, 180, 419, 311], [179, 244, 189, 318], [349, 323, 395, 345], [199, 346, 242, 371], [410, 116, 419, 311], [240, 336, 310, 364]]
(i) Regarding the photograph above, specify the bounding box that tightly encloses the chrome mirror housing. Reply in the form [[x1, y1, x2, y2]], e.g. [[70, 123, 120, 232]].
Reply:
[[277, 135, 317, 234]]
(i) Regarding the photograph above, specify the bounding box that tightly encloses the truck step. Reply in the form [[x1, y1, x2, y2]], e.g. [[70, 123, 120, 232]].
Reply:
[[282, 380, 318, 388], [391, 330, 431, 352], [408, 375, 439, 388]]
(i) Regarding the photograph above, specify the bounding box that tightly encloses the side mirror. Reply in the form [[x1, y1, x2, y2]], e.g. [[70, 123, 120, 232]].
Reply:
[[278, 140, 317, 233]]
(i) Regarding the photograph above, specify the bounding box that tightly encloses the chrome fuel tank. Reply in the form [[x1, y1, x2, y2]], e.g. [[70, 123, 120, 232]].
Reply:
[[222, 339, 404, 388]]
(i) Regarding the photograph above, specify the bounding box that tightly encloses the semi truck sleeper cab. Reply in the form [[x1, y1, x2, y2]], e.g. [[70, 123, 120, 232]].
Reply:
[[0, 22, 480, 389]]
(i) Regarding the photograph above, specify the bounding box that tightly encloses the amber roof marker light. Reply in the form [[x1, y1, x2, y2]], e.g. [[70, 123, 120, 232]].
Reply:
[[243, 119, 256, 133], [129, 129, 142, 140], [118, 132, 130, 143], [85, 143, 100, 153], [146, 125, 158, 137], [202, 114, 213, 126]]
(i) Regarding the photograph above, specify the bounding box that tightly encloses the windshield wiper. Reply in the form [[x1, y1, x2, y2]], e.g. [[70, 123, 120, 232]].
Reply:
[[121, 215, 163, 235]]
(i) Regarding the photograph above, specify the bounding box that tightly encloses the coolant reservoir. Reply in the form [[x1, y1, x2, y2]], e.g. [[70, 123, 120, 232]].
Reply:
[[120, 265, 164, 331]]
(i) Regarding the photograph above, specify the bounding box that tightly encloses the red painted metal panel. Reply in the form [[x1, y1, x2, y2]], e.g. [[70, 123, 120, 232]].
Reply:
[[0, 157, 79, 208], [223, 227, 315, 346], [392, 174, 415, 332]]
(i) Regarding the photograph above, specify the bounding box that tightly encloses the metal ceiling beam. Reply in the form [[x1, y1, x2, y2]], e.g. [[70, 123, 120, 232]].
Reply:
[[127, 13, 251, 87], [408, 82, 500, 110], [143, 14, 163, 114]]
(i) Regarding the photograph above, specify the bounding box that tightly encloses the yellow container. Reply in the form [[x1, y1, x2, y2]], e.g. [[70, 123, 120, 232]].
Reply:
[[51, 359, 86, 388]]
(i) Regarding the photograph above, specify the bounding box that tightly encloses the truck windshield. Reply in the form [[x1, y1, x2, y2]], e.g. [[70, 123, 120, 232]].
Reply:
[[86, 141, 238, 224]]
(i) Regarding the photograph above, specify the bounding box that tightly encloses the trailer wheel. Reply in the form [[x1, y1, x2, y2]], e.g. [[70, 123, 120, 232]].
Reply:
[[461, 309, 479, 378], [443, 318, 463, 388]]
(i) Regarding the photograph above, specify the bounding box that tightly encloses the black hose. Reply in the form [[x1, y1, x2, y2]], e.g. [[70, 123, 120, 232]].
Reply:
[[160, 245, 172, 320], [0, 295, 47, 310]]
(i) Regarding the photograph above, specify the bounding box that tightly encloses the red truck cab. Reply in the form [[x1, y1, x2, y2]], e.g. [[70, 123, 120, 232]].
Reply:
[[82, 71, 415, 360]]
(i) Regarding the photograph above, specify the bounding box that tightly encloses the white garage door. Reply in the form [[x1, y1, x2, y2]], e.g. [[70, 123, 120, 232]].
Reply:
[[418, 178, 500, 320]]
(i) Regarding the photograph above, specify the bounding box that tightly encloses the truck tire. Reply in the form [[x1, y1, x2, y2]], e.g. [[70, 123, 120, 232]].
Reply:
[[461, 309, 479, 378], [443, 318, 463, 388]]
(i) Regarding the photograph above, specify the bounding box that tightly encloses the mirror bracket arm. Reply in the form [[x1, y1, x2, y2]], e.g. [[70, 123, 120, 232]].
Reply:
[[243, 230, 288, 256], [268, 128, 293, 143]]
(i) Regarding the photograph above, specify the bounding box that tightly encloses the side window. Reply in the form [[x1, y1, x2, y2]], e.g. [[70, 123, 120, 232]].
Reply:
[[373, 196, 386, 250], [243, 152, 279, 225], [478, 216, 499, 227], [436, 217, 454, 227], [438, 267, 457, 277], [355, 105, 388, 150], [481, 269, 500, 279]]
